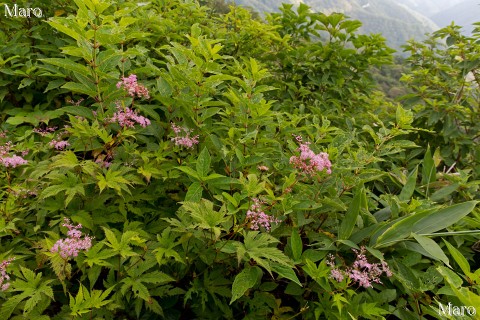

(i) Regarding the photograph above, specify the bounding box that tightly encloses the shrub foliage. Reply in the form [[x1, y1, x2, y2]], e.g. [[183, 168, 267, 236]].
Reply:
[[1, 0, 480, 319]]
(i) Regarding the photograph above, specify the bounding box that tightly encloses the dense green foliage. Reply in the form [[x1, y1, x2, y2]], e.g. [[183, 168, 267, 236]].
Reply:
[[1, 0, 480, 319]]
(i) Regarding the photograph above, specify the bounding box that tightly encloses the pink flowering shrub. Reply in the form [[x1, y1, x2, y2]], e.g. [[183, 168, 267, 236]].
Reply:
[[327, 247, 392, 288], [50, 218, 92, 259], [289, 135, 332, 176], [246, 198, 279, 231], [3, 1, 479, 318], [49, 139, 70, 150], [116, 74, 150, 99], [110, 104, 151, 128], [171, 122, 199, 149], [0, 142, 27, 168], [0, 258, 14, 291], [33, 126, 57, 137]]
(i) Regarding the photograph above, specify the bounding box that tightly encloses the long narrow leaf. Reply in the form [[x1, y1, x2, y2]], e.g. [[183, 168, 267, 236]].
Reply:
[[412, 201, 478, 235], [339, 185, 364, 240]]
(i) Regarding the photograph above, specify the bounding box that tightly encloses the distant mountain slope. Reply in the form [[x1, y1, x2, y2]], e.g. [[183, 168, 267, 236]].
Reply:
[[234, 0, 438, 53], [431, 0, 480, 34], [392, 0, 465, 16]]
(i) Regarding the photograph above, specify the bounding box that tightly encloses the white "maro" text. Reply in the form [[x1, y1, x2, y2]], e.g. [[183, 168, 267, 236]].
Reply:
[[4, 4, 43, 18]]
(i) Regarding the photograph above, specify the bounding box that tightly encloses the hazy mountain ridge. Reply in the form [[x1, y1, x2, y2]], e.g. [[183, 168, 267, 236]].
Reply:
[[431, 0, 480, 34], [234, 0, 438, 53], [393, 0, 465, 16]]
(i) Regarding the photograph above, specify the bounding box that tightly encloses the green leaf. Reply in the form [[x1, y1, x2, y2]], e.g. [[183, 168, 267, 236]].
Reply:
[[412, 201, 478, 235], [196, 147, 211, 178], [302, 259, 331, 292], [396, 105, 414, 127], [430, 183, 459, 202], [59, 105, 95, 120], [185, 182, 203, 202], [437, 266, 463, 289], [41, 58, 91, 75], [51, 151, 79, 169], [182, 199, 228, 231], [0, 294, 27, 319], [444, 240, 471, 276], [44, 79, 67, 93], [96, 168, 135, 196], [61, 82, 97, 97], [412, 233, 449, 266], [40, 185, 65, 200], [47, 20, 82, 41], [18, 78, 35, 89], [271, 263, 301, 287], [339, 185, 363, 240], [373, 201, 478, 248], [176, 166, 200, 181], [243, 232, 294, 275], [399, 166, 417, 201], [422, 145, 436, 186], [290, 228, 302, 261], [230, 266, 262, 304]]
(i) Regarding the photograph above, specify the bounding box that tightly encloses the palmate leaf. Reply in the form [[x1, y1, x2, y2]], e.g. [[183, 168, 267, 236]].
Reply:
[[40, 171, 85, 207], [121, 271, 174, 303], [244, 232, 295, 274], [83, 243, 116, 267], [69, 284, 114, 316], [97, 166, 139, 196], [182, 199, 229, 230], [0, 267, 55, 318], [102, 228, 142, 258], [154, 227, 185, 265], [0, 294, 28, 319]]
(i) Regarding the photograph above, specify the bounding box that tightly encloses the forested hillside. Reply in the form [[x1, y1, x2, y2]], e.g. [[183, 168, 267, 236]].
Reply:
[[1, 0, 480, 319]]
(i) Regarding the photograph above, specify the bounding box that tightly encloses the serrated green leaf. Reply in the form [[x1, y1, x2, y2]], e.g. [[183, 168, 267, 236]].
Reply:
[[196, 147, 211, 178], [230, 266, 261, 304], [185, 182, 203, 202], [271, 263, 301, 287]]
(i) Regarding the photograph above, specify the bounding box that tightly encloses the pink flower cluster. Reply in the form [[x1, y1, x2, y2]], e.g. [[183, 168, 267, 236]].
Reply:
[[95, 158, 112, 168], [50, 218, 92, 259], [289, 135, 332, 176], [0, 142, 28, 168], [49, 139, 70, 150], [246, 198, 279, 232], [111, 104, 151, 128], [9, 187, 37, 198], [171, 123, 199, 149], [116, 74, 150, 99], [0, 258, 14, 291], [327, 247, 392, 288], [33, 126, 57, 137]]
